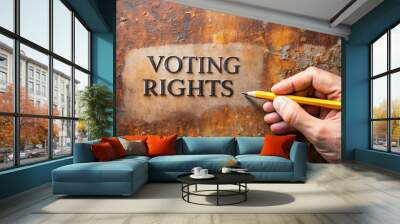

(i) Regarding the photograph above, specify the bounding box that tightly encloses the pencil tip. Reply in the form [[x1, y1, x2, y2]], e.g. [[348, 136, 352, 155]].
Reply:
[[241, 92, 248, 96]]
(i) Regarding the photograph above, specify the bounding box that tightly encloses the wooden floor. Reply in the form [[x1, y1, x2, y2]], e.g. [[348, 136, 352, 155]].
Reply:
[[1, 162, 400, 224]]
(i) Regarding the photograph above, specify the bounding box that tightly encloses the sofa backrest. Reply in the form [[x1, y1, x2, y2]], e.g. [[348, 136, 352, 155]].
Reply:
[[74, 136, 266, 162], [235, 137, 264, 155], [73, 139, 100, 163], [180, 137, 236, 155]]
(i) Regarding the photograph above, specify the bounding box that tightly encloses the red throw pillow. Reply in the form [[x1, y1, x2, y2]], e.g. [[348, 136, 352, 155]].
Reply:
[[101, 137, 126, 158], [260, 134, 296, 159], [91, 142, 117, 161], [123, 135, 148, 141], [146, 134, 177, 157]]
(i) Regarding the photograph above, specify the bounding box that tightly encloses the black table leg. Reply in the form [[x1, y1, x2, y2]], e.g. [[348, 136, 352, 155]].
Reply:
[[245, 183, 247, 201], [187, 184, 190, 202], [179, 182, 251, 206], [216, 184, 219, 206]]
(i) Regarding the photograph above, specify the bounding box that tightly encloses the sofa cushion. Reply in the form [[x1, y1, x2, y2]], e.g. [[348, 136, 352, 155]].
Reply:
[[149, 154, 235, 172], [181, 137, 235, 155], [53, 159, 147, 183], [236, 137, 264, 155], [236, 155, 293, 172], [91, 142, 118, 162], [147, 135, 177, 157], [118, 138, 147, 156], [101, 137, 127, 158], [260, 134, 296, 159]]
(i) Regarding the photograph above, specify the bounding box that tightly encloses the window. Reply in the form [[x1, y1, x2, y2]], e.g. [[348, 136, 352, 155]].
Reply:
[[0, 35, 13, 113], [391, 23, 400, 69], [74, 69, 89, 118], [371, 23, 400, 154], [0, 0, 14, 32], [74, 17, 90, 70], [53, 0, 72, 60], [54, 89, 58, 103], [0, 54, 7, 67], [0, 116, 13, 170], [42, 85, 46, 97], [19, 117, 49, 165], [53, 59, 72, 117], [0, 0, 91, 170], [0, 71, 7, 93], [28, 67, 34, 80], [35, 70, 41, 81], [0, 54, 7, 87], [35, 84, 40, 95], [0, 71, 6, 85], [28, 81, 34, 94], [53, 119, 72, 158], [20, 0, 49, 48]]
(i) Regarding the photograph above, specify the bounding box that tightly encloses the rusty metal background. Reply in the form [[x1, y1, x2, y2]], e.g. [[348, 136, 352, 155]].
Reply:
[[116, 0, 341, 162]]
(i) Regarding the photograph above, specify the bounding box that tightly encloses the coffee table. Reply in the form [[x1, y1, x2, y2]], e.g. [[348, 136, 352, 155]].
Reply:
[[177, 173, 255, 206]]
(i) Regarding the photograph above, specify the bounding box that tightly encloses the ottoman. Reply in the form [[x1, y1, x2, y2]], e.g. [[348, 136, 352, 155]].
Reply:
[[52, 158, 148, 196]]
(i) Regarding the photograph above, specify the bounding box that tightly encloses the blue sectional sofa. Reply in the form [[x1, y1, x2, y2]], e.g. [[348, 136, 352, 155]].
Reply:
[[52, 137, 307, 196]]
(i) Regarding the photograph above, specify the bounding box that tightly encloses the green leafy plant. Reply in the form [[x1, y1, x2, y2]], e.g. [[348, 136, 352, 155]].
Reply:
[[79, 84, 113, 140]]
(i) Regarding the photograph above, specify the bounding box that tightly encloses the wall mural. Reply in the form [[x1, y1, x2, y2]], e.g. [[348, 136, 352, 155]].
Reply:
[[116, 0, 341, 161]]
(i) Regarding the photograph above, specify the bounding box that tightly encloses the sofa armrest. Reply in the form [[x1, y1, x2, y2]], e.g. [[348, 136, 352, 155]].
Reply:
[[73, 140, 100, 163], [289, 141, 307, 181]]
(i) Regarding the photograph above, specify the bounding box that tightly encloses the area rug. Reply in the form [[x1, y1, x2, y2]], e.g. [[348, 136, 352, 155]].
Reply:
[[37, 183, 362, 214]]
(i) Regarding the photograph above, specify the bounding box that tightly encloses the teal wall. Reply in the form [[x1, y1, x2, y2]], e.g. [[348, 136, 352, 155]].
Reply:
[[0, 0, 115, 200], [344, 0, 400, 171], [0, 158, 72, 199], [91, 0, 116, 135], [92, 33, 114, 88], [92, 32, 115, 135]]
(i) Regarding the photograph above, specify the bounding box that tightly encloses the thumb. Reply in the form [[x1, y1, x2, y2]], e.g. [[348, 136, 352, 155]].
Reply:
[[273, 96, 319, 137]]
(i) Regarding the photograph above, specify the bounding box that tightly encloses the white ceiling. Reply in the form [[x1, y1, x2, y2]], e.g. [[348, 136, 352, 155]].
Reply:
[[227, 0, 352, 23], [168, 0, 384, 37]]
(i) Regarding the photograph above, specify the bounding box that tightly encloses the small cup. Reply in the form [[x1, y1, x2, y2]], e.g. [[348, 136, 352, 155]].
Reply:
[[221, 167, 232, 174], [199, 169, 208, 176], [191, 167, 202, 176]]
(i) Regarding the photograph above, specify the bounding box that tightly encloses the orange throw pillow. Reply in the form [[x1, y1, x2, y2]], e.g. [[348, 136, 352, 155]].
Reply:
[[146, 134, 177, 157], [260, 134, 296, 159], [123, 135, 148, 141], [91, 142, 117, 161], [101, 137, 126, 158]]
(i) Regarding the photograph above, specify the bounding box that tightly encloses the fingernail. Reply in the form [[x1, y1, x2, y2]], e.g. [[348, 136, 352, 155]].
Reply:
[[274, 96, 286, 106], [271, 85, 277, 92]]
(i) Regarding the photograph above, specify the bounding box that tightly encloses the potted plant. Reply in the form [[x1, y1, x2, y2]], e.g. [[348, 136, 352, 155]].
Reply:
[[79, 84, 113, 140]]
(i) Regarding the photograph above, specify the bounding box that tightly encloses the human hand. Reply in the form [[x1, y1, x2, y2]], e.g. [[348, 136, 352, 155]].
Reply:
[[263, 67, 341, 163]]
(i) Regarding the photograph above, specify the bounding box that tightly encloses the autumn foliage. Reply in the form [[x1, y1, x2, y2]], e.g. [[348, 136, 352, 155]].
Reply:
[[372, 99, 400, 142], [0, 85, 59, 150]]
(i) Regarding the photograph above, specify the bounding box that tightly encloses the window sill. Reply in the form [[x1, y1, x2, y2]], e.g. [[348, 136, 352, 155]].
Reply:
[[0, 156, 72, 176], [355, 148, 400, 172]]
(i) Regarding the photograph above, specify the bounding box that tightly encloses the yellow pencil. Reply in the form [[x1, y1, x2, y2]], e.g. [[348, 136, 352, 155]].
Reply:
[[242, 91, 341, 110]]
